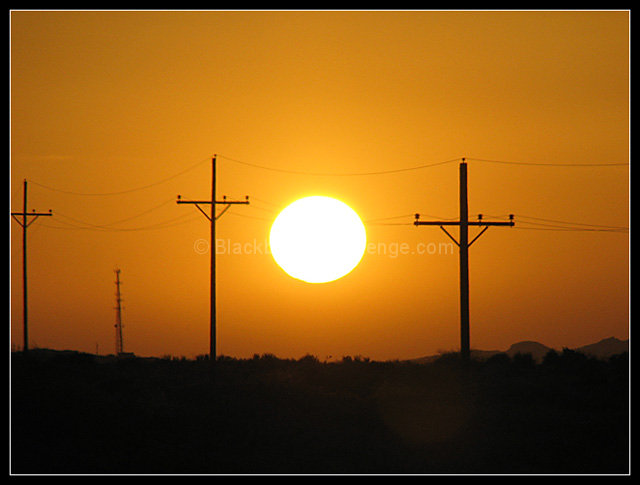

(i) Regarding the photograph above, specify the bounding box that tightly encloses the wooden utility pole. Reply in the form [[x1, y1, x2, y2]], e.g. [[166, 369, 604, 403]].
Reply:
[[414, 159, 514, 361], [177, 155, 250, 362], [11, 180, 53, 353]]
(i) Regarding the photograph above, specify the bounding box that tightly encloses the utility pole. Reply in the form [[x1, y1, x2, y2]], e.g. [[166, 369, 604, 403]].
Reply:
[[413, 159, 514, 361], [10, 179, 53, 353], [114, 268, 124, 355], [177, 155, 250, 363]]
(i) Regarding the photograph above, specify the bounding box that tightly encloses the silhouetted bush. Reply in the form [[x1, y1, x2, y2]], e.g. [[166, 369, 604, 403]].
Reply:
[[542, 349, 561, 366], [433, 351, 465, 365], [512, 352, 535, 368], [485, 352, 511, 366], [10, 349, 628, 474], [297, 354, 319, 364]]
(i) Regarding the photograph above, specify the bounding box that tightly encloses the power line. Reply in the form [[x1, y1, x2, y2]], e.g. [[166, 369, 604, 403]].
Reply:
[[38, 196, 274, 231], [467, 157, 629, 167], [475, 213, 628, 231], [27, 157, 210, 196], [481, 213, 628, 232], [227, 211, 271, 222], [22, 152, 628, 200], [218, 154, 461, 176], [21, 156, 628, 236], [242, 198, 627, 232], [513, 226, 628, 233], [514, 220, 628, 232], [364, 213, 455, 225], [40, 217, 200, 232], [514, 214, 628, 230], [219, 154, 628, 175], [44, 196, 187, 231], [45, 211, 200, 232], [367, 222, 413, 226], [364, 214, 416, 223], [41, 198, 627, 234], [47, 198, 176, 229], [103, 198, 176, 226], [250, 196, 280, 208], [244, 204, 276, 215]]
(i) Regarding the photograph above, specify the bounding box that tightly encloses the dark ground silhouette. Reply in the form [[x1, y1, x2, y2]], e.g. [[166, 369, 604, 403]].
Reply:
[[11, 349, 629, 474]]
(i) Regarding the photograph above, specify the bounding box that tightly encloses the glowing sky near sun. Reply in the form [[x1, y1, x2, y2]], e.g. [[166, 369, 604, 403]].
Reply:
[[10, 11, 629, 360]]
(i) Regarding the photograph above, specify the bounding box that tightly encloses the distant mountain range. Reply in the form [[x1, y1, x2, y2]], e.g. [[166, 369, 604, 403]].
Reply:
[[409, 337, 629, 364]]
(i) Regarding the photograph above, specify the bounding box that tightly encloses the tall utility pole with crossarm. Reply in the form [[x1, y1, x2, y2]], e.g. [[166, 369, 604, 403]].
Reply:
[[11, 179, 53, 353], [177, 155, 250, 363], [413, 159, 514, 361]]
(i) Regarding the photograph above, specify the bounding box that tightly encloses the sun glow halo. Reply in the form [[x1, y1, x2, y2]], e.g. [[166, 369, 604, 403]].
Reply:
[[269, 196, 367, 284]]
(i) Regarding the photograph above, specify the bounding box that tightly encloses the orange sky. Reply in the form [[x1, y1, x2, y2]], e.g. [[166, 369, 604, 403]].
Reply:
[[10, 10, 629, 360]]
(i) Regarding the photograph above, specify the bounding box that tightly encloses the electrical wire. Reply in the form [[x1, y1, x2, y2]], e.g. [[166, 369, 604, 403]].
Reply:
[[23, 153, 628, 200], [49, 211, 201, 232], [227, 211, 271, 222], [467, 157, 629, 167], [484, 213, 628, 231], [513, 214, 628, 230], [245, 204, 277, 215], [367, 222, 413, 226], [242, 198, 628, 233], [515, 221, 627, 232], [78, 198, 176, 228], [217, 154, 461, 176], [364, 214, 416, 223], [249, 196, 280, 208], [27, 157, 210, 196], [18, 151, 628, 236], [512, 226, 628, 233], [39, 217, 200, 232]]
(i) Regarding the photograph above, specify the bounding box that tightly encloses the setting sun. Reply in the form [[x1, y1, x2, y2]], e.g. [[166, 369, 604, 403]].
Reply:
[[269, 196, 367, 284]]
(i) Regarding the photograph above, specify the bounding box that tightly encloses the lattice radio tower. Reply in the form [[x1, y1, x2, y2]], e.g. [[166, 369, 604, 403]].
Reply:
[[114, 268, 124, 355]]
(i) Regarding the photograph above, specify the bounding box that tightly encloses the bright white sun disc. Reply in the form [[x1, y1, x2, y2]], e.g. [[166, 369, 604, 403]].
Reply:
[[269, 196, 367, 283]]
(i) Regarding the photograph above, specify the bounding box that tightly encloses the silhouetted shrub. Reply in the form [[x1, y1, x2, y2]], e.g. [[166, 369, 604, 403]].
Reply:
[[512, 352, 535, 368], [485, 352, 511, 366], [609, 351, 628, 367], [561, 347, 588, 360], [542, 349, 561, 366], [51, 350, 95, 365], [433, 351, 463, 365], [297, 354, 319, 364], [10, 349, 629, 474]]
